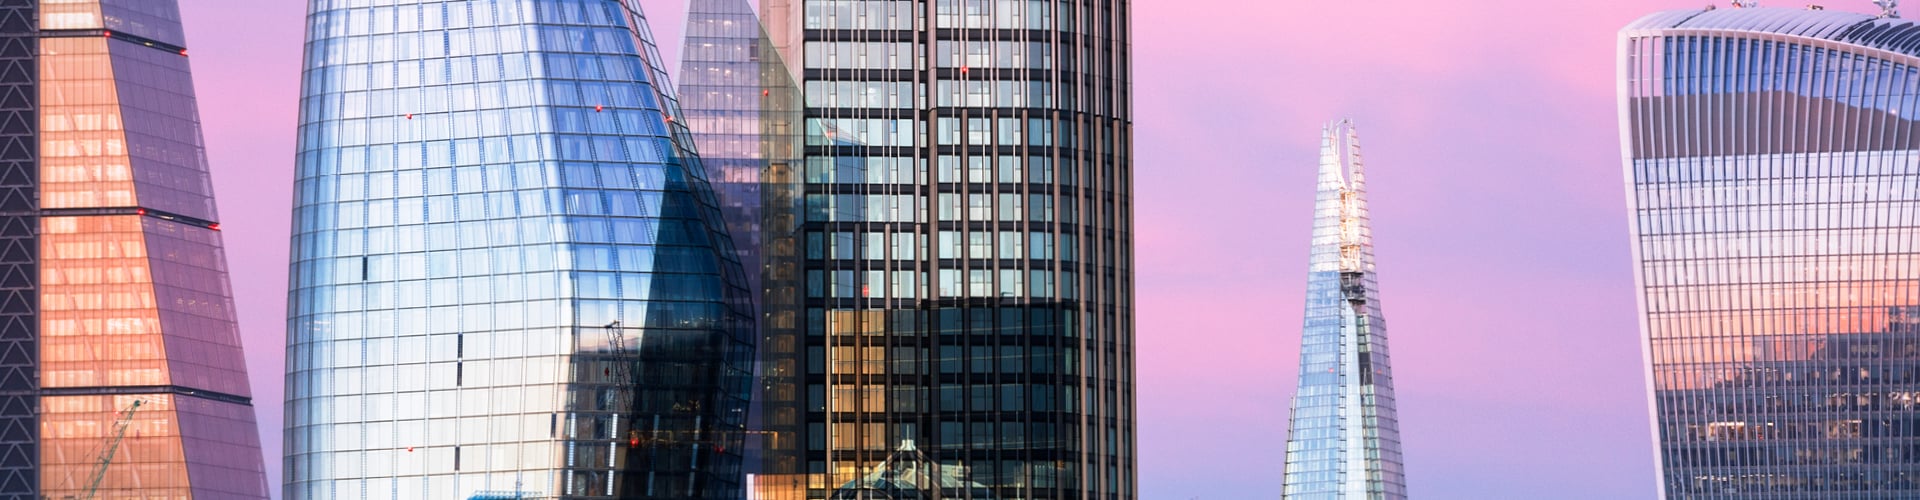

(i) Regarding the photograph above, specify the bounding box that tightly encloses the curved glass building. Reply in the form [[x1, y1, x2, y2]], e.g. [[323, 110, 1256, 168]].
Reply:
[[1621, 6, 1920, 497], [1281, 120, 1406, 500], [285, 1, 754, 498]]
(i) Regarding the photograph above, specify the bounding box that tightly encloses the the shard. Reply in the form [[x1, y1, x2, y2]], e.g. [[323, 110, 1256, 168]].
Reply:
[[1282, 120, 1407, 499]]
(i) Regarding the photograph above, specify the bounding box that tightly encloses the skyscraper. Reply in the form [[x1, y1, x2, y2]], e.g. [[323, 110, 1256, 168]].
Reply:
[[1621, 4, 1920, 497], [1281, 120, 1406, 499], [674, 0, 807, 496], [740, 1, 1136, 498], [0, 1, 275, 498], [285, 1, 755, 498]]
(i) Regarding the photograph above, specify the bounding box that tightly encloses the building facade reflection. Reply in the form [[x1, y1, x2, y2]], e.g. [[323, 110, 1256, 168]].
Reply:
[[745, 1, 1139, 498], [31, 1, 271, 498], [285, 1, 754, 498], [1622, 6, 1920, 497], [674, 0, 808, 497]]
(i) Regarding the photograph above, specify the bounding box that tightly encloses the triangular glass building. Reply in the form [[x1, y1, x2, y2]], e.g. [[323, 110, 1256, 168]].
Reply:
[[1, 1, 273, 498], [1282, 120, 1407, 499]]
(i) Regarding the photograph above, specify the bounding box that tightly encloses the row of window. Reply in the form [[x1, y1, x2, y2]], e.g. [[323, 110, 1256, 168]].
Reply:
[[806, 268, 1074, 299], [290, 298, 730, 337], [805, 230, 1073, 261], [818, 345, 1075, 376], [801, 192, 1068, 222], [1635, 183, 1920, 215], [1634, 153, 1920, 184]]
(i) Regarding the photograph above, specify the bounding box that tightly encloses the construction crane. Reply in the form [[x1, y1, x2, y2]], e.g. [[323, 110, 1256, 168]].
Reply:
[[602, 321, 637, 497], [82, 399, 142, 500], [604, 321, 635, 447]]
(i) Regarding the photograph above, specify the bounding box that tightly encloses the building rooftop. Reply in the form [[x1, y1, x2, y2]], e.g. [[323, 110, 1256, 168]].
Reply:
[[1625, 6, 1920, 59]]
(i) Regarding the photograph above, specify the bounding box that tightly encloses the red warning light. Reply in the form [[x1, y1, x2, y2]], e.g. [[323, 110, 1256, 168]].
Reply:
[[208, 223, 220, 231], [178, 49, 188, 56], [405, 113, 413, 120], [102, 31, 111, 38], [407, 447, 415, 452], [629, 436, 640, 447], [135, 208, 146, 216], [595, 104, 604, 112], [960, 66, 969, 74], [762, 89, 770, 97]]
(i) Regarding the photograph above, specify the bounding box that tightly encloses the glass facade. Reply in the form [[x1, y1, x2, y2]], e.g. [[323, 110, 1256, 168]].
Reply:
[[286, 0, 755, 498], [748, 1, 1136, 498], [1280, 120, 1406, 500], [1622, 7, 1920, 498], [674, 0, 809, 497], [32, 1, 271, 498]]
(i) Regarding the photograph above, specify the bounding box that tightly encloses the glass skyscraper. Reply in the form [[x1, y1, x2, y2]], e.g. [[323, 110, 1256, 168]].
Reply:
[[285, 0, 755, 498], [1281, 120, 1406, 500], [735, 1, 1136, 498], [1622, 5, 1920, 497], [0, 1, 276, 498], [674, 0, 808, 497]]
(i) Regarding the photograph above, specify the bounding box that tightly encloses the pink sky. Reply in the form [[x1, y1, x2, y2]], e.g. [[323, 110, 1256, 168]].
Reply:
[[179, 0, 1713, 497]]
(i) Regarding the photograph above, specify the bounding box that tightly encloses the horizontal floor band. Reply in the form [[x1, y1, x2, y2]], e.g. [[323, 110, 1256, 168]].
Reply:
[[42, 385, 252, 406]]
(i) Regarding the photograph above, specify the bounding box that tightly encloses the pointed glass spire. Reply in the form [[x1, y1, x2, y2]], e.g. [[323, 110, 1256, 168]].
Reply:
[[1283, 119, 1408, 499]]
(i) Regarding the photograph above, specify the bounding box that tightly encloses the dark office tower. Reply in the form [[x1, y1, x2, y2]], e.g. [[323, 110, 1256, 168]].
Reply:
[[286, 0, 754, 498], [1280, 120, 1406, 500], [14, 1, 276, 498], [675, 0, 807, 497], [1622, 4, 1920, 497], [751, 1, 1136, 498]]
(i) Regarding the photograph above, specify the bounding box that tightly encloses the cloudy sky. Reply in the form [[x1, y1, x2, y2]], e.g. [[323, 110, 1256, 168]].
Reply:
[[175, 0, 1755, 497]]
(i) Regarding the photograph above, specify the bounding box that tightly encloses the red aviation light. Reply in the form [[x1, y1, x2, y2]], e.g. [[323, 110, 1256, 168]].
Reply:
[[595, 104, 604, 112], [208, 223, 220, 231], [762, 89, 770, 97], [629, 436, 641, 447], [102, 30, 111, 37], [178, 49, 187, 56], [134, 208, 146, 215], [405, 113, 413, 119]]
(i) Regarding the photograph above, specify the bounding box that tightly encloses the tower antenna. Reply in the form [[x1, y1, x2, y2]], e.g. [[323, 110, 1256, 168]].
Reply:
[[1732, 0, 1759, 7], [1877, 0, 1901, 17]]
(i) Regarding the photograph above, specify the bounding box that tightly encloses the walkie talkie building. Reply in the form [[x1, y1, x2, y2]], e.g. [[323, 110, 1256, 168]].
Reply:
[[1281, 120, 1406, 500], [285, 0, 755, 498], [1622, 5, 1920, 497]]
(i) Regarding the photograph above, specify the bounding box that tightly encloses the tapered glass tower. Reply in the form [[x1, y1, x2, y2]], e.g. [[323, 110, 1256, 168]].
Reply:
[[285, 1, 754, 498], [744, 1, 1137, 498], [1281, 120, 1406, 500], [4, 0, 275, 498], [1622, 5, 1920, 497]]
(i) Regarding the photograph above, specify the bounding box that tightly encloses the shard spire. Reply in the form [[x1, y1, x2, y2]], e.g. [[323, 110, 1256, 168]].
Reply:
[[1283, 119, 1407, 499]]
